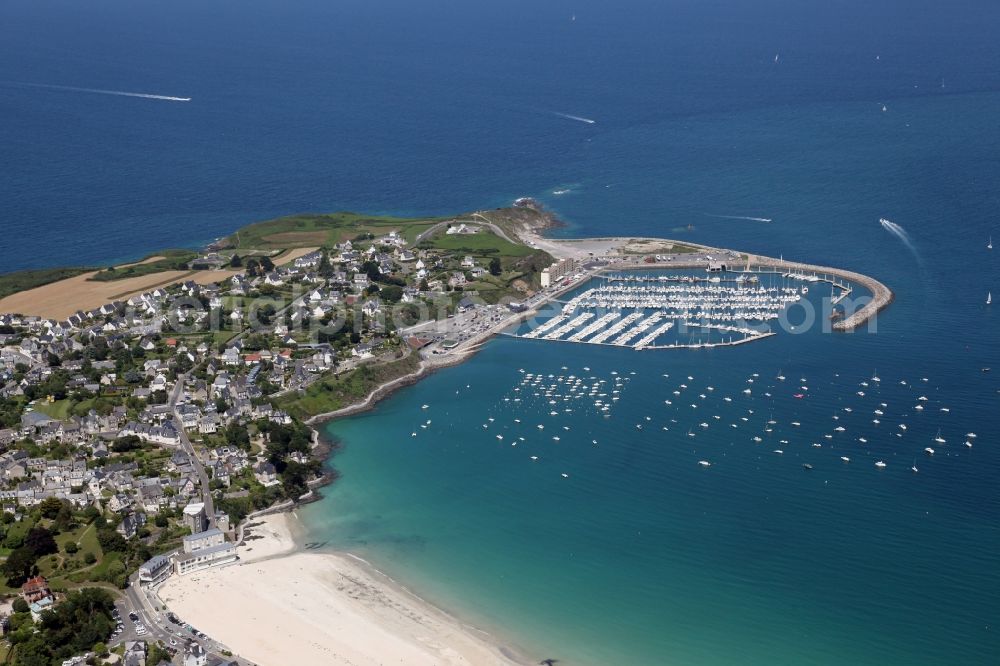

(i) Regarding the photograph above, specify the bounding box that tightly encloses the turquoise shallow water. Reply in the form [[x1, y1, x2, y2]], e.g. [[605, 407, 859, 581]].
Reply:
[[305, 332, 999, 665], [301, 92, 1000, 664]]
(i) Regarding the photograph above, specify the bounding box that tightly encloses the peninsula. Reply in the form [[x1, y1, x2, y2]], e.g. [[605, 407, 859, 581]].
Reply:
[[0, 202, 892, 666]]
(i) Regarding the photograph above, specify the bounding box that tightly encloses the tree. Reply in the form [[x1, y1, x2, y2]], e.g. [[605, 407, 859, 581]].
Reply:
[[111, 435, 143, 453], [2, 546, 37, 586], [64, 541, 79, 554], [26, 588, 115, 663], [97, 528, 127, 553], [489, 257, 502, 276], [229, 253, 243, 268], [38, 496, 65, 519], [147, 642, 173, 665], [226, 424, 251, 450], [25, 527, 58, 557], [381, 285, 403, 303]]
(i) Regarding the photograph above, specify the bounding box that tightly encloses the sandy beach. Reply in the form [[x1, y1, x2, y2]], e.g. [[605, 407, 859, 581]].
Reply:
[[157, 513, 525, 666]]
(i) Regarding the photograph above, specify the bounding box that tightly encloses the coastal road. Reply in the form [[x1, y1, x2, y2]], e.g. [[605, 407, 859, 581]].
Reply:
[[169, 373, 216, 527], [120, 573, 255, 665]]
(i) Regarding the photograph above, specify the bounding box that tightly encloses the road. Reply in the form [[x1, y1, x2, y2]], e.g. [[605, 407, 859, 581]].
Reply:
[[169, 373, 216, 527], [412, 214, 519, 246], [115, 572, 254, 665]]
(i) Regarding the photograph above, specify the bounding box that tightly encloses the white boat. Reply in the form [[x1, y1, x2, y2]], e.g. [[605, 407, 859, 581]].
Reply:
[[964, 440, 973, 448], [840, 456, 850, 463], [773, 449, 783, 454], [924, 447, 935, 455], [899, 424, 907, 430], [967, 432, 977, 438], [875, 460, 887, 468], [988, 235, 993, 250], [934, 430, 946, 444]]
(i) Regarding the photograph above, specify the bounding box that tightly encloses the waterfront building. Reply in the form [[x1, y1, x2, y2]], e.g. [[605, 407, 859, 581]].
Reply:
[[541, 258, 578, 287], [173, 528, 237, 575], [138, 554, 172, 587]]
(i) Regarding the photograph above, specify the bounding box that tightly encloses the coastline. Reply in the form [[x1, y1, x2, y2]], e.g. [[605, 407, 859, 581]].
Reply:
[[0, 204, 895, 664], [157, 512, 529, 666]]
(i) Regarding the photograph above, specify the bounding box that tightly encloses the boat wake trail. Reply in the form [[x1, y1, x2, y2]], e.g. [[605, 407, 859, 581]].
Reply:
[[879, 217, 922, 262], [704, 213, 773, 223], [551, 111, 596, 125], [3, 81, 191, 102]]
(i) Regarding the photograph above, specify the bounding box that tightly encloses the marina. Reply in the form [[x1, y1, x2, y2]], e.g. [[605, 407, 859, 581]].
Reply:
[[509, 267, 848, 350]]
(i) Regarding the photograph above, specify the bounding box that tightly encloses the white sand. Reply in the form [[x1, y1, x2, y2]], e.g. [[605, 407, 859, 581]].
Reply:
[[158, 513, 524, 666]]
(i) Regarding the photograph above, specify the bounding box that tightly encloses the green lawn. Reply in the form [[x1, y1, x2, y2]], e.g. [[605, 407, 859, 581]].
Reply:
[[89, 249, 200, 281], [30, 400, 72, 420], [275, 352, 420, 420], [31, 395, 123, 421], [421, 230, 535, 258]]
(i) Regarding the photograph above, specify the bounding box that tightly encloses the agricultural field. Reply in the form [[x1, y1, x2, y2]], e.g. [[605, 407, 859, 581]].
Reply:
[[226, 212, 444, 250]]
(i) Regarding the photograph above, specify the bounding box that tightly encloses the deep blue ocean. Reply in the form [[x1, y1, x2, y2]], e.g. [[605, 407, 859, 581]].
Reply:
[[2, 0, 999, 663]]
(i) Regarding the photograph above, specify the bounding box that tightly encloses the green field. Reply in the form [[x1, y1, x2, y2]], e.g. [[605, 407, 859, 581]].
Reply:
[[227, 212, 446, 250], [89, 249, 200, 281], [420, 230, 535, 258], [0, 266, 97, 300]]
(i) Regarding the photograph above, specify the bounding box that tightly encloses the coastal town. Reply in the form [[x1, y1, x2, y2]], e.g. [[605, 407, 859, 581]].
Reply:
[[0, 204, 891, 666]]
